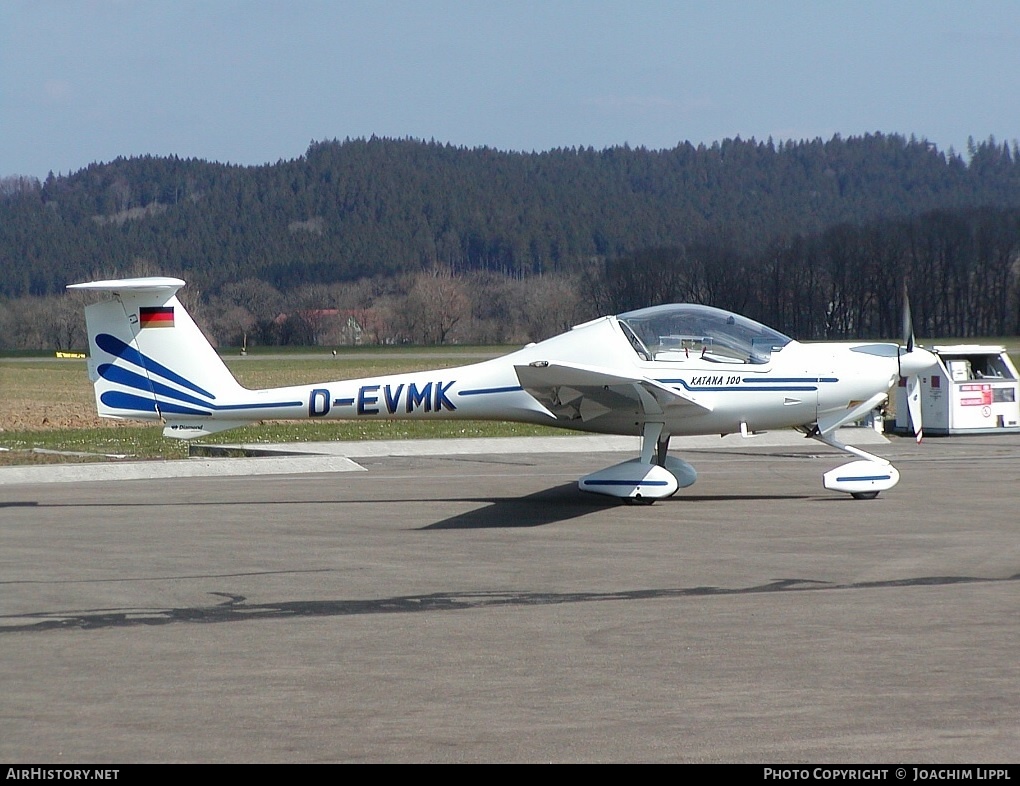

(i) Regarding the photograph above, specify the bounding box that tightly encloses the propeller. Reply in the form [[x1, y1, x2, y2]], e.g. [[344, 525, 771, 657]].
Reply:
[[901, 285, 914, 355], [897, 287, 929, 444], [904, 371, 923, 444]]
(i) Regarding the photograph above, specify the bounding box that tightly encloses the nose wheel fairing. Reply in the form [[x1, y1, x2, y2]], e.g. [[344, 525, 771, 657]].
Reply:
[[809, 428, 901, 500], [822, 460, 900, 498]]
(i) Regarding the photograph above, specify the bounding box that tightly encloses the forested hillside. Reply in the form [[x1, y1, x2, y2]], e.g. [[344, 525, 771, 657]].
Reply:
[[1, 133, 1019, 349]]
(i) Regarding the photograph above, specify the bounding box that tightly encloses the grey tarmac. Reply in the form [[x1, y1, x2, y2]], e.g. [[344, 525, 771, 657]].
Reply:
[[1, 433, 1018, 763]]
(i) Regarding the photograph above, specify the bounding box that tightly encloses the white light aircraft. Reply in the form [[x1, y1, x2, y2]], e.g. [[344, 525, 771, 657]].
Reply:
[[69, 277, 937, 502]]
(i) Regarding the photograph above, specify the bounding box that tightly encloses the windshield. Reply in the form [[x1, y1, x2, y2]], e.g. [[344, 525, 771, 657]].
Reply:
[[617, 304, 793, 364]]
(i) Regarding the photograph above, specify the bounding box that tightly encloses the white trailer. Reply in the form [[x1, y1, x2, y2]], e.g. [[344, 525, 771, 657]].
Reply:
[[893, 344, 1020, 435]]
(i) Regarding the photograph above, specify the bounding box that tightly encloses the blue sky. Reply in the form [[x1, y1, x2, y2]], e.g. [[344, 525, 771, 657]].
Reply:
[[3, 0, 1019, 179]]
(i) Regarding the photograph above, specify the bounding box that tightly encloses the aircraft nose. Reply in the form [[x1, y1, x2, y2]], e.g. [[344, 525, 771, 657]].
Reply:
[[899, 346, 938, 377]]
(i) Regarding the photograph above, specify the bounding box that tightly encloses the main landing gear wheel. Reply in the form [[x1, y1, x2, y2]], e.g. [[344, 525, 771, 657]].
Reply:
[[850, 491, 880, 500], [623, 496, 656, 506]]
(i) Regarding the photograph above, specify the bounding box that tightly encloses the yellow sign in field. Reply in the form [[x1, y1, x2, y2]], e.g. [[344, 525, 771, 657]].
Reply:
[[54, 351, 86, 359]]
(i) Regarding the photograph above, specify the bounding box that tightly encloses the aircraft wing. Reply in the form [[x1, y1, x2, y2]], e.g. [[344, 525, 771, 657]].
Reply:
[[515, 361, 711, 425]]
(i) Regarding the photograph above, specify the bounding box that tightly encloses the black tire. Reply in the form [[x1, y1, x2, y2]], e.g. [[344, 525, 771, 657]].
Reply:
[[851, 491, 880, 500]]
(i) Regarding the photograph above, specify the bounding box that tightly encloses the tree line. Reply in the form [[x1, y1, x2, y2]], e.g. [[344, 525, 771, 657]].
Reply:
[[3, 206, 1018, 352], [1, 134, 1019, 349], [591, 207, 1020, 340]]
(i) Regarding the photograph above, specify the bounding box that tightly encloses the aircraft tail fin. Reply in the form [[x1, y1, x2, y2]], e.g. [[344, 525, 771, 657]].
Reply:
[[67, 277, 246, 425]]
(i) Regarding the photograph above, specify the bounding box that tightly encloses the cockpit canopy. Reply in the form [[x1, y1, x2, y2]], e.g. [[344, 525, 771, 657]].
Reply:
[[617, 304, 793, 364]]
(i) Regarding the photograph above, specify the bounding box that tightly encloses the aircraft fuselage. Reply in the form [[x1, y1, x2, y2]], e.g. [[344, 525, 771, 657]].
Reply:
[[156, 315, 906, 440]]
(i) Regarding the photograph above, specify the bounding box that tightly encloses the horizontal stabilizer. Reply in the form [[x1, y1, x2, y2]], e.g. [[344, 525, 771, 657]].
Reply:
[[67, 277, 186, 295]]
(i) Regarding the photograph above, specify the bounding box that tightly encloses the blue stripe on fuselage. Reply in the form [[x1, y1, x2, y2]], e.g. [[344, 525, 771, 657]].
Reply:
[[97, 359, 300, 414], [657, 378, 820, 392], [458, 385, 524, 396]]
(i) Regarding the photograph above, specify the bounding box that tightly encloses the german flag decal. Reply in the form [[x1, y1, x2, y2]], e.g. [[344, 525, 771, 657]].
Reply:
[[139, 306, 175, 328]]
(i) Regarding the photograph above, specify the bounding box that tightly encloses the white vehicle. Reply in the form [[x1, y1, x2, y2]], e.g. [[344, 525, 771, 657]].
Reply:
[[69, 277, 937, 503]]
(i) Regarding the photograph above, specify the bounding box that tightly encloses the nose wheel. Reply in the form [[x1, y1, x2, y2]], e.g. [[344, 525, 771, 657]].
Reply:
[[622, 495, 657, 506]]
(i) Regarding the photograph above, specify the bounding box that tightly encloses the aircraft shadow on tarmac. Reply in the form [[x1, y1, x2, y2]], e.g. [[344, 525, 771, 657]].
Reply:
[[0, 486, 817, 525], [422, 483, 604, 529], [422, 483, 817, 529]]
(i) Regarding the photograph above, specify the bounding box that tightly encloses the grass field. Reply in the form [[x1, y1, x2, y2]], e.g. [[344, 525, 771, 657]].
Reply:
[[0, 347, 566, 465]]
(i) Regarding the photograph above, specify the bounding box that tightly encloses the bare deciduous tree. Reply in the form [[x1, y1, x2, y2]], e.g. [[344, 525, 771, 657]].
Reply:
[[400, 266, 470, 344]]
